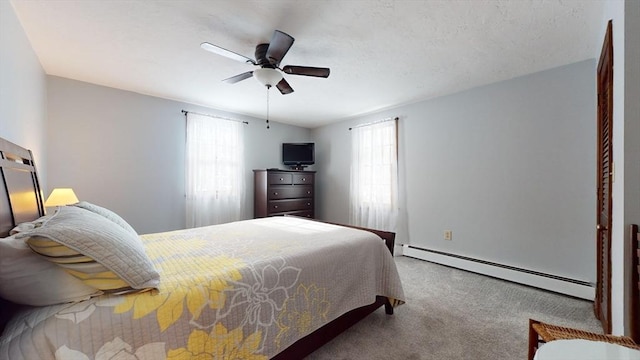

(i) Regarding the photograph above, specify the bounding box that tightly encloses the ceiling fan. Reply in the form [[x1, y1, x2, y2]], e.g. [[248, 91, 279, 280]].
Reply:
[[200, 30, 330, 95]]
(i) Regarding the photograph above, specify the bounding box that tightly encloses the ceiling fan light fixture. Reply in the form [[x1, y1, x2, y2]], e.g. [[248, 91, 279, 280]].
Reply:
[[254, 68, 283, 87]]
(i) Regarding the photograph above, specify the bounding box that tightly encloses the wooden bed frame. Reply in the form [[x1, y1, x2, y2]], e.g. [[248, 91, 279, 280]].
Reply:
[[0, 136, 395, 359]]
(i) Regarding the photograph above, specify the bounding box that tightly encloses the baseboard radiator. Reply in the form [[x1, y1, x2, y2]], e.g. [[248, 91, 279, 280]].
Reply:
[[402, 245, 595, 300]]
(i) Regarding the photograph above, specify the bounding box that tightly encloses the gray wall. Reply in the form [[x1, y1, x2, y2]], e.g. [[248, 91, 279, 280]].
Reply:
[[0, 1, 47, 184], [46, 76, 311, 234], [313, 59, 597, 284], [602, 0, 640, 336]]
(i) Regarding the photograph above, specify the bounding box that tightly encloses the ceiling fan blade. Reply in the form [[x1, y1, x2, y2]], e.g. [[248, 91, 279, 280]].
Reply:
[[282, 65, 330, 78], [276, 78, 294, 95], [222, 71, 254, 84], [200, 42, 256, 65], [266, 30, 294, 66]]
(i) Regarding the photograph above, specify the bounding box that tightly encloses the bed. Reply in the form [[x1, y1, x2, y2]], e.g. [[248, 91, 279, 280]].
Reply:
[[0, 136, 405, 359]]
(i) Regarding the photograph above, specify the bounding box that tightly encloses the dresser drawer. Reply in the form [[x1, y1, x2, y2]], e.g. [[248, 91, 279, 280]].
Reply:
[[268, 199, 313, 213], [282, 210, 313, 218], [268, 186, 313, 200], [268, 173, 292, 185], [293, 173, 313, 185]]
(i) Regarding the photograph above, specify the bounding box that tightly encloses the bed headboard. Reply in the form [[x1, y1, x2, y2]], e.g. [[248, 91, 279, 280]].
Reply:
[[0, 137, 45, 238], [0, 136, 45, 333]]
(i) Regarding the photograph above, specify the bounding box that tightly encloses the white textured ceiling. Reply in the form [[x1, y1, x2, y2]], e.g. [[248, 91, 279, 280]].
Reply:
[[10, 0, 604, 128]]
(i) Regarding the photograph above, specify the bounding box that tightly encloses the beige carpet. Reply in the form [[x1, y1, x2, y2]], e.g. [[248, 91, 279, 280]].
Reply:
[[306, 256, 601, 360]]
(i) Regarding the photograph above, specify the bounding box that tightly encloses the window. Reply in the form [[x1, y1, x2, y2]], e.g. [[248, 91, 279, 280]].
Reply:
[[349, 119, 398, 231], [185, 113, 245, 227]]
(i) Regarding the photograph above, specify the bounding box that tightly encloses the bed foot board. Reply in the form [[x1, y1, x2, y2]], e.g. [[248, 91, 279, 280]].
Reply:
[[273, 296, 391, 359], [385, 298, 394, 315]]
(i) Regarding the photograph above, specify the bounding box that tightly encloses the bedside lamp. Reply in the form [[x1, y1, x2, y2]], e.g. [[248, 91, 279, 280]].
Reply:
[[44, 188, 79, 208]]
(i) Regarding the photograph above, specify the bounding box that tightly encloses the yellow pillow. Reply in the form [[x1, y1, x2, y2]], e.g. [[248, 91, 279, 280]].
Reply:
[[26, 236, 129, 291]]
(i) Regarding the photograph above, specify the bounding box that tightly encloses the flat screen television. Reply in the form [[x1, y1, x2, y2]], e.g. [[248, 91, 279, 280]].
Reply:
[[282, 142, 315, 167]]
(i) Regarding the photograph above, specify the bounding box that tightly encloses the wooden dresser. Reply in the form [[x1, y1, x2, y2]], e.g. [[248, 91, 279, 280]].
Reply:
[[253, 169, 315, 219]]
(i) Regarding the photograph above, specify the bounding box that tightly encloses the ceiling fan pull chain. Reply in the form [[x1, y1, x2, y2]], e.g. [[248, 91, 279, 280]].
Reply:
[[266, 85, 270, 129]]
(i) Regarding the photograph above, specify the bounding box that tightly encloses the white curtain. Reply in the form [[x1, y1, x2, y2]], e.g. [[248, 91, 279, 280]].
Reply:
[[185, 113, 245, 227], [349, 119, 398, 231]]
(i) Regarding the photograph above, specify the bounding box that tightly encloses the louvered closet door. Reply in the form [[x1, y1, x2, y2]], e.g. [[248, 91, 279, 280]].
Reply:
[[595, 20, 613, 334]]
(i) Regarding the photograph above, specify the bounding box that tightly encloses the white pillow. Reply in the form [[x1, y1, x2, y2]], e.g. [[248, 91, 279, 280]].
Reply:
[[0, 234, 100, 306]]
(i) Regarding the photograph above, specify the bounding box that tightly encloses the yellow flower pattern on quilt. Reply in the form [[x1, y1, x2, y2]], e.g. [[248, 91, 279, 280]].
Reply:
[[167, 324, 267, 360], [103, 229, 309, 357], [275, 283, 330, 349], [113, 235, 246, 331]]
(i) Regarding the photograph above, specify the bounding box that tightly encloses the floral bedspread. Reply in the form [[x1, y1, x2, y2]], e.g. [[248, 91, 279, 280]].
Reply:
[[0, 216, 405, 360]]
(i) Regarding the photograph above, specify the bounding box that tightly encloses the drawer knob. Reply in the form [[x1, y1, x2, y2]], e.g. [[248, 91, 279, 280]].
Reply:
[[307, 191, 311, 194], [279, 178, 284, 181], [273, 205, 278, 209], [273, 192, 278, 195], [307, 203, 311, 206], [302, 178, 306, 181]]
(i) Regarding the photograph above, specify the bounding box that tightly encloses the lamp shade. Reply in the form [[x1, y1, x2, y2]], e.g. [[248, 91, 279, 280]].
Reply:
[[44, 188, 79, 207], [253, 68, 283, 87]]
